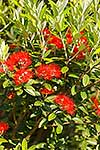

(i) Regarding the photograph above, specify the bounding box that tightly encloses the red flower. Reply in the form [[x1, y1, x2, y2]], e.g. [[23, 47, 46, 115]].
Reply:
[[80, 30, 85, 35], [73, 35, 90, 60], [66, 29, 73, 44], [73, 45, 86, 60], [91, 96, 99, 109], [79, 36, 88, 45], [48, 35, 63, 49], [36, 63, 62, 80], [42, 28, 51, 39], [40, 88, 54, 95], [96, 108, 100, 116], [66, 33, 73, 44], [0, 122, 9, 134], [5, 51, 32, 71], [13, 68, 34, 85], [54, 94, 75, 115], [7, 91, 15, 100]]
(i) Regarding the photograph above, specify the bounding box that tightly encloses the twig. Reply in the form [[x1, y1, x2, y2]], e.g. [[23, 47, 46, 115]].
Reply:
[[25, 117, 42, 141]]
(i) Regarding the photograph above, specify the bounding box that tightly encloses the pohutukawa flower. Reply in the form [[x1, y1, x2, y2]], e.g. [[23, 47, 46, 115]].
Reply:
[[36, 63, 62, 80], [73, 34, 91, 60], [66, 28, 73, 44], [54, 94, 75, 115], [91, 96, 99, 109], [7, 91, 15, 100], [0, 122, 9, 135], [5, 51, 32, 71], [48, 35, 63, 49], [13, 68, 34, 85], [96, 108, 100, 116], [42, 27, 51, 39], [40, 88, 54, 95], [91, 96, 100, 116]]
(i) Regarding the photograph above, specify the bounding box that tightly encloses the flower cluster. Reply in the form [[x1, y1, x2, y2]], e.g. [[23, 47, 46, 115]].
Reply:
[[43, 28, 91, 60], [43, 28, 63, 49], [5, 51, 33, 85], [54, 94, 75, 115], [0, 122, 9, 135], [13, 68, 34, 85], [91, 96, 100, 116], [5, 51, 32, 71], [40, 88, 54, 95], [36, 63, 62, 80], [48, 35, 64, 49], [73, 31, 91, 60]]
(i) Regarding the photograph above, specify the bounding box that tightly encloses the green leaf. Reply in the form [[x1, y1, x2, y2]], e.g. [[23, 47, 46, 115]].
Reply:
[[28, 145, 36, 150], [0, 40, 9, 60], [81, 140, 87, 150], [14, 143, 21, 150], [0, 145, 4, 150], [44, 95, 55, 103], [40, 5, 47, 20], [80, 91, 87, 100], [26, 79, 39, 85], [61, 66, 69, 74], [24, 85, 40, 96], [71, 85, 76, 96], [48, 112, 56, 121], [22, 139, 28, 150], [37, 0, 44, 18], [73, 117, 84, 124], [16, 89, 23, 96], [79, 106, 88, 115], [48, 0, 58, 17], [34, 101, 43, 107], [68, 74, 79, 78], [56, 124, 63, 134], [0, 138, 8, 145], [3, 80, 11, 88], [93, 47, 100, 55], [28, 143, 46, 150], [87, 138, 97, 145], [58, 0, 68, 15], [43, 50, 51, 58], [95, 124, 100, 133], [82, 128, 90, 137], [38, 118, 47, 128], [82, 74, 90, 87], [43, 83, 52, 90]]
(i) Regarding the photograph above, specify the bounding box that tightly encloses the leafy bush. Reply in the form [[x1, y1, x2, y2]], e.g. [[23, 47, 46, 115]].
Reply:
[[0, 0, 100, 149]]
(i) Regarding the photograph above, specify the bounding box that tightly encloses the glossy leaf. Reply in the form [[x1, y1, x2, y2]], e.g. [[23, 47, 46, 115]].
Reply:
[[48, 112, 56, 121], [82, 74, 90, 87]]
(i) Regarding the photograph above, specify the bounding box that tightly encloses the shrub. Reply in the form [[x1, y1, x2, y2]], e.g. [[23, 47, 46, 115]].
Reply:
[[0, 0, 100, 149]]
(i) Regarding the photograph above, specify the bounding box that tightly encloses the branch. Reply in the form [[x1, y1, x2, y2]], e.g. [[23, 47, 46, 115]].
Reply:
[[25, 117, 42, 141]]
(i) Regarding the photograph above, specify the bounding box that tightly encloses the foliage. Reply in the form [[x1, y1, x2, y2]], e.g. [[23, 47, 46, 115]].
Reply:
[[0, 0, 100, 149]]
